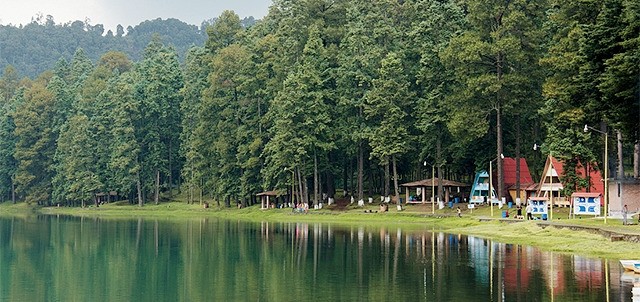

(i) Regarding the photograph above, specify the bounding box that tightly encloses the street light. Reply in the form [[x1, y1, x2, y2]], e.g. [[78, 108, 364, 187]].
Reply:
[[489, 153, 504, 217], [584, 124, 609, 224], [533, 143, 553, 220], [423, 161, 435, 214], [284, 167, 295, 208]]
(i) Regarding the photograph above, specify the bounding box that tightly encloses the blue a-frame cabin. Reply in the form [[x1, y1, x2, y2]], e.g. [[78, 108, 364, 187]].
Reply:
[[469, 170, 498, 204]]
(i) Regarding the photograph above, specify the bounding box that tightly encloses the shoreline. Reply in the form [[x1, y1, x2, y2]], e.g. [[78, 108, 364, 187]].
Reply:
[[3, 201, 640, 259]]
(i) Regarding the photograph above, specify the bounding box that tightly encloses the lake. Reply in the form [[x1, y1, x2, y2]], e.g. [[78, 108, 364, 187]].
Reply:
[[0, 215, 636, 301]]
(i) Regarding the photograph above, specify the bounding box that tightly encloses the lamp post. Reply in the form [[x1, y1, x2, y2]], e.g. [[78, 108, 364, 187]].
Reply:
[[284, 167, 295, 207], [584, 124, 608, 224], [489, 154, 504, 217], [533, 144, 553, 220], [423, 161, 435, 214]]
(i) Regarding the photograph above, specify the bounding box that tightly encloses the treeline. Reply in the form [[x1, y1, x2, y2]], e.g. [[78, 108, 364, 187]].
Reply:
[[0, 0, 638, 207], [0, 15, 257, 78]]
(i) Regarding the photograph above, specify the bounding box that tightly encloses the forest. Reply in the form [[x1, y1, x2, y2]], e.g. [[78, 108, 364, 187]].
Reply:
[[0, 0, 638, 208]]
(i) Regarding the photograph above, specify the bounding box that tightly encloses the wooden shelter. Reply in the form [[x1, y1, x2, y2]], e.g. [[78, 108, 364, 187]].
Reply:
[[256, 191, 280, 209], [400, 178, 470, 204]]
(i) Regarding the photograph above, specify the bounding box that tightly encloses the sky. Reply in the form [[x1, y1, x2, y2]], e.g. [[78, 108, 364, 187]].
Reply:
[[0, 0, 272, 31]]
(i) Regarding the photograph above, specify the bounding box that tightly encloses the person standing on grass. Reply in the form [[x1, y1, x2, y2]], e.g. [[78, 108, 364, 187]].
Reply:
[[622, 204, 628, 225], [526, 202, 533, 220], [456, 206, 462, 218]]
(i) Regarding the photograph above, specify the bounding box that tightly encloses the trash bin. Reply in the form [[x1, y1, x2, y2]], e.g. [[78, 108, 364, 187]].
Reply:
[[502, 210, 509, 218], [448, 201, 453, 208], [542, 214, 548, 220], [508, 202, 513, 208]]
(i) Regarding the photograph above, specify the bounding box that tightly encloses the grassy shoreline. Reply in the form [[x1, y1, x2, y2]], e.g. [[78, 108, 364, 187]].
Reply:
[[3, 200, 639, 259]]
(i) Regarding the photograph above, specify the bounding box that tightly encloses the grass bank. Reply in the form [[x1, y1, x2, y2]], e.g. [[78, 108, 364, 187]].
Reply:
[[5, 200, 640, 259]]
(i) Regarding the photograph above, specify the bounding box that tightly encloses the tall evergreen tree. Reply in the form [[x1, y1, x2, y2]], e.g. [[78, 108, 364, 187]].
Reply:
[[134, 37, 183, 205], [443, 0, 548, 201], [13, 78, 57, 204], [364, 52, 413, 206]]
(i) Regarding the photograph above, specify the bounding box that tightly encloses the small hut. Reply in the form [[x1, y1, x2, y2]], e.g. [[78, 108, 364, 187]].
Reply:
[[256, 191, 280, 209]]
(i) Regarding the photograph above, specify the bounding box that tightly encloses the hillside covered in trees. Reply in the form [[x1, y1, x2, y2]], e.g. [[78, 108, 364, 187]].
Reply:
[[0, 15, 257, 78], [0, 0, 638, 208]]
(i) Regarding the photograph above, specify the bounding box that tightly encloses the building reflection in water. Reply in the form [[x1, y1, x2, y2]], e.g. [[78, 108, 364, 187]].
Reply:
[[256, 221, 629, 301]]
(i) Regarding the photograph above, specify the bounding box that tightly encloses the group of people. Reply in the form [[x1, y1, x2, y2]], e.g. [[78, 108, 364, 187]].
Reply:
[[515, 203, 535, 220]]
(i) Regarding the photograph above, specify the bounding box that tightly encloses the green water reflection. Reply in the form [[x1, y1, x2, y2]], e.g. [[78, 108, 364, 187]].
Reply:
[[0, 216, 635, 301]]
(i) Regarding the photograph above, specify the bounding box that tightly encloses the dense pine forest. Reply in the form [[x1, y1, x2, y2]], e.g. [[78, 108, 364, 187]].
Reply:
[[0, 0, 638, 208]]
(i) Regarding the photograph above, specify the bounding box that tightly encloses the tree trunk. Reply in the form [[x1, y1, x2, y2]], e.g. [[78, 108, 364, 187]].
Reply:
[[357, 140, 364, 204], [342, 160, 347, 196], [617, 130, 624, 179], [11, 182, 15, 204], [515, 117, 521, 204], [189, 168, 193, 204], [168, 140, 173, 199], [137, 171, 143, 207], [297, 168, 304, 205], [496, 48, 504, 202], [384, 158, 390, 199], [154, 169, 160, 205], [313, 150, 318, 206], [392, 155, 400, 204], [496, 102, 504, 202], [436, 133, 443, 201], [634, 143, 639, 178], [326, 170, 335, 200]]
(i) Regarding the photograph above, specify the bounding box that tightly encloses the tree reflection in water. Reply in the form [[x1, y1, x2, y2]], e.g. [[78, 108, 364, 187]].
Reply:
[[0, 216, 634, 301]]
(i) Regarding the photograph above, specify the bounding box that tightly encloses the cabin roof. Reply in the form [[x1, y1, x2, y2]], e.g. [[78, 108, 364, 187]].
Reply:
[[401, 178, 470, 188], [256, 190, 281, 196], [502, 157, 534, 186]]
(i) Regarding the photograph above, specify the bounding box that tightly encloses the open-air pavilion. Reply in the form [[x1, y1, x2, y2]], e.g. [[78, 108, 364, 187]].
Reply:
[[400, 178, 470, 204], [256, 190, 281, 209]]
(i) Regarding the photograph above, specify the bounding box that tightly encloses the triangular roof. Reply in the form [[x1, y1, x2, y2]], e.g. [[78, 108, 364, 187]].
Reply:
[[536, 155, 604, 196], [401, 178, 470, 188], [502, 157, 534, 186]]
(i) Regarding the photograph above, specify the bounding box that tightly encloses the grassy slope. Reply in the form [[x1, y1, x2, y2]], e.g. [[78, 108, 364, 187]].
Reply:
[[4, 200, 640, 259]]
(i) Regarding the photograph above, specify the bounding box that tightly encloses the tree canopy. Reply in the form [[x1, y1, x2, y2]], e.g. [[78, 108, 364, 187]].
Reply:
[[0, 1, 637, 206]]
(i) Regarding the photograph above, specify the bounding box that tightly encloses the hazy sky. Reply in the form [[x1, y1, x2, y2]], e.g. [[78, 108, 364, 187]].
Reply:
[[0, 0, 272, 31]]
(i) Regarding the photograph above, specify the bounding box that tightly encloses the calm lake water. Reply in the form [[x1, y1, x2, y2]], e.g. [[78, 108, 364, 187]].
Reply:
[[0, 215, 637, 301]]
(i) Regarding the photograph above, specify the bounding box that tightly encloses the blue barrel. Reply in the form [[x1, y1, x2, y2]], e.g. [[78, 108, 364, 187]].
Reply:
[[448, 201, 453, 208], [542, 214, 548, 220], [502, 211, 508, 218], [508, 202, 513, 208]]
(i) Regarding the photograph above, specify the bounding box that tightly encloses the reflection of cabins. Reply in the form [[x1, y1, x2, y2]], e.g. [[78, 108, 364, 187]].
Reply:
[[400, 178, 470, 204], [469, 170, 496, 204], [503, 157, 536, 204], [504, 245, 532, 294], [256, 190, 280, 209], [535, 155, 604, 207], [573, 256, 603, 291]]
